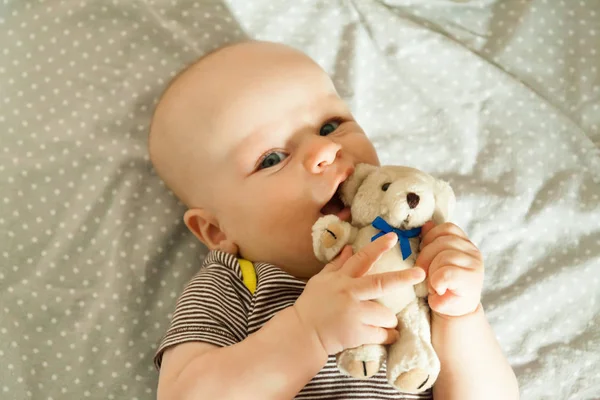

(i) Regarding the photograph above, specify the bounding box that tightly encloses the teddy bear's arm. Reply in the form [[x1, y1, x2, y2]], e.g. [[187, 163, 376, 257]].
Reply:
[[312, 215, 358, 263]]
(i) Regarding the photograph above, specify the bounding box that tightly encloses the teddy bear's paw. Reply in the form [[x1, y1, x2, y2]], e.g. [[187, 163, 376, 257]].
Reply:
[[336, 344, 386, 379], [312, 215, 351, 263], [386, 301, 440, 393], [321, 222, 346, 249], [394, 368, 431, 394], [386, 335, 440, 394], [343, 359, 382, 379]]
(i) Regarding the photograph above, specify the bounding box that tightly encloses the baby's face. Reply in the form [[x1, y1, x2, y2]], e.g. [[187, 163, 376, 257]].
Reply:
[[151, 42, 379, 278]]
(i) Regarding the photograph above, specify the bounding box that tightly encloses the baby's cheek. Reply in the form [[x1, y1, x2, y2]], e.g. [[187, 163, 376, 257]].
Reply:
[[244, 199, 306, 243], [346, 133, 379, 165]]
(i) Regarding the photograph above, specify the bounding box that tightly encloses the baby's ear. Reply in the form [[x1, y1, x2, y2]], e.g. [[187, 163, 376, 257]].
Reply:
[[184, 209, 239, 255], [340, 163, 377, 205], [432, 179, 455, 224]]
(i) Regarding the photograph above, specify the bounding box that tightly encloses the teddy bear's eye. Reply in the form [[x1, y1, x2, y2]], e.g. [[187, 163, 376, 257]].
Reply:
[[381, 182, 391, 191]]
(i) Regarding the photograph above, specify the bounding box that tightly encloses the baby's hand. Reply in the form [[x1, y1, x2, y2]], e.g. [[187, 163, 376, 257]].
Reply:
[[416, 221, 484, 318], [294, 233, 426, 356]]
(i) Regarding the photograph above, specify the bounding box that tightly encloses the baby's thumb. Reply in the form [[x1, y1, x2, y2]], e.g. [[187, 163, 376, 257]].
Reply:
[[362, 326, 400, 346], [420, 220, 436, 237], [322, 245, 353, 273]]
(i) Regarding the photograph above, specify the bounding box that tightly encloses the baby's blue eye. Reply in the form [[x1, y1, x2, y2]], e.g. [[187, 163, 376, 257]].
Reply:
[[258, 151, 288, 170], [319, 120, 340, 136]]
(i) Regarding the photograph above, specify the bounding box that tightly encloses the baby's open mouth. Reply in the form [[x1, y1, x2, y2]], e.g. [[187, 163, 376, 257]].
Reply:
[[320, 186, 352, 221], [320, 189, 345, 215]]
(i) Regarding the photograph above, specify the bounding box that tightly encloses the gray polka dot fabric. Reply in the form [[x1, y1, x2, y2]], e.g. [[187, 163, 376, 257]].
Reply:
[[1, 1, 599, 399]]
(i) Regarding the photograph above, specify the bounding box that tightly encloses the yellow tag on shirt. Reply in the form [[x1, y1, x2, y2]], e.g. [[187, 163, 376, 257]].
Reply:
[[238, 259, 256, 295]]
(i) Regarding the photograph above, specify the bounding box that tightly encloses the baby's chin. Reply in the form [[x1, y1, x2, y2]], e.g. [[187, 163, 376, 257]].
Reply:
[[294, 255, 327, 282], [254, 213, 348, 280], [274, 244, 328, 282]]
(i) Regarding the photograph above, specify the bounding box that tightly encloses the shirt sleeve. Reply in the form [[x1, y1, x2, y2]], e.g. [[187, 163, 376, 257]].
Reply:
[[153, 262, 250, 370]]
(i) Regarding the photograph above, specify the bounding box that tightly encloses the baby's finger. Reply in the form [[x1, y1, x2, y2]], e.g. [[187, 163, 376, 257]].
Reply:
[[341, 232, 397, 278], [357, 326, 400, 346], [428, 291, 459, 316], [353, 268, 425, 300], [429, 265, 481, 297], [429, 291, 478, 317], [420, 220, 436, 238], [420, 222, 468, 250], [427, 249, 483, 280], [359, 301, 398, 329], [416, 236, 480, 274], [322, 245, 353, 273]]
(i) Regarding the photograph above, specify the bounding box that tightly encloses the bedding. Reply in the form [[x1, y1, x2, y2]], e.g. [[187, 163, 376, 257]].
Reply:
[[1, 1, 598, 399]]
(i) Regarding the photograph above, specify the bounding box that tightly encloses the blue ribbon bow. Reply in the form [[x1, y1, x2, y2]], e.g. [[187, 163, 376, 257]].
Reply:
[[371, 216, 421, 260]]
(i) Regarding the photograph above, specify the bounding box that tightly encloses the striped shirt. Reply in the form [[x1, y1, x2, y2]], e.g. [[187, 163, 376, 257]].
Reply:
[[154, 250, 432, 400]]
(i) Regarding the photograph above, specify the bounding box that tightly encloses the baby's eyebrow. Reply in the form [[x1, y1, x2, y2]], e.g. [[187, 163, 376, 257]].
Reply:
[[229, 130, 269, 175]]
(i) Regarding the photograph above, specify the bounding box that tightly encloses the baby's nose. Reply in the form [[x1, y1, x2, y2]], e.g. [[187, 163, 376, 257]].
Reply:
[[407, 193, 420, 209], [304, 138, 341, 174]]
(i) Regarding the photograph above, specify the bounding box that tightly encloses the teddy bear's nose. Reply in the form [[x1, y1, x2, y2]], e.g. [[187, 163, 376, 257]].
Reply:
[[407, 193, 420, 209]]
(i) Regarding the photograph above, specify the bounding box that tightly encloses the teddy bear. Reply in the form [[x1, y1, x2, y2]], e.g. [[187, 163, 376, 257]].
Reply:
[[311, 163, 456, 394]]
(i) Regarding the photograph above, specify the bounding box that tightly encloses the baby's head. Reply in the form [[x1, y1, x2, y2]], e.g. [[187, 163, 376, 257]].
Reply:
[[149, 41, 379, 279]]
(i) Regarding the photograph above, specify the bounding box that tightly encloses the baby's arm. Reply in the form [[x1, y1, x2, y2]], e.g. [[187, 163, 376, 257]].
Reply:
[[157, 307, 327, 400], [416, 221, 518, 399], [158, 233, 426, 400], [431, 306, 519, 400]]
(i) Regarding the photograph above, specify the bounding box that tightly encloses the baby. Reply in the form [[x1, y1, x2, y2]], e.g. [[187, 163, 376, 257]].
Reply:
[[149, 41, 519, 399]]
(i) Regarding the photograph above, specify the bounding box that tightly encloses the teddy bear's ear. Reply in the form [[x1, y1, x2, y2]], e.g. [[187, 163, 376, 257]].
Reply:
[[432, 179, 456, 224], [340, 163, 377, 205]]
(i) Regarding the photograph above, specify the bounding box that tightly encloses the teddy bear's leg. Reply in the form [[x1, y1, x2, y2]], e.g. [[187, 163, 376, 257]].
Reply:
[[386, 298, 440, 394], [311, 214, 356, 263], [336, 344, 387, 379]]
